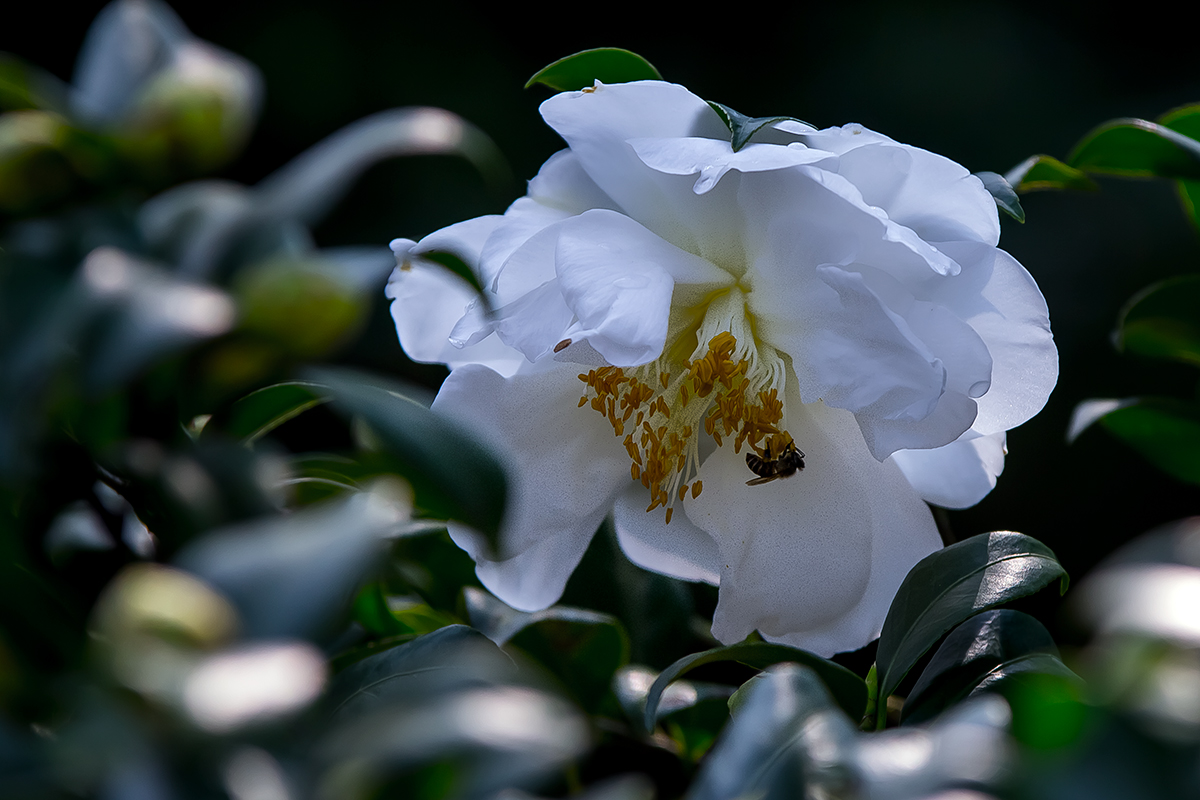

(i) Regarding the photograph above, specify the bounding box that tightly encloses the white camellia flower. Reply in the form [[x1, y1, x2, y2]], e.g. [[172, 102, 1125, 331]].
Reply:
[[387, 80, 1057, 656]]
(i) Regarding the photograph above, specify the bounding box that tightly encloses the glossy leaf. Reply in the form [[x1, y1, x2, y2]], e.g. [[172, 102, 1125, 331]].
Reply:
[[875, 531, 1067, 727], [1005, 154, 1098, 193], [688, 664, 858, 800], [707, 102, 813, 153], [305, 367, 507, 545], [1116, 275, 1200, 365], [643, 639, 867, 733], [526, 48, 661, 91], [324, 624, 512, 720], [1067, 118, 1200, 179], [969, 651, 1081, 698], [902, 609, 1059, 725], [208, 381, 328, 444], [465, 587, 629, 714], [974, 170, 1025, 222]]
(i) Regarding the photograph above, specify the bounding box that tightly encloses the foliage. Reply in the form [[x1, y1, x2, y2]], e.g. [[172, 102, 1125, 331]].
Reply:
[[2, 10, 1200, 800]]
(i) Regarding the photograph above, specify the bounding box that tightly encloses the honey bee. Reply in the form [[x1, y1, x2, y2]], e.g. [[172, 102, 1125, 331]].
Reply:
[[745, 439, 806, 486]]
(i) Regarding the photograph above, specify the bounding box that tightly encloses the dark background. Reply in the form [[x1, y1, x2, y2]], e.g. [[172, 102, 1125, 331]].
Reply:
[[6, 0, 1200, 634]]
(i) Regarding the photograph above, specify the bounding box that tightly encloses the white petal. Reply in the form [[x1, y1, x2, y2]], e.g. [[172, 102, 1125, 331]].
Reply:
[[411, 214, 502, 263], [629, 137, 836, 194], [539, 81, 730, 252], [478, 150, 619, 293], [555, 209, 731, 367], [385, 260, 523, 377], [686, 397, 940, 656], [927, 242, 1057, 436], [832, 136, 1000, 247], [612, 483, 722, 585], [432, 360, 631, 611], [890, 432, 1007, 509]]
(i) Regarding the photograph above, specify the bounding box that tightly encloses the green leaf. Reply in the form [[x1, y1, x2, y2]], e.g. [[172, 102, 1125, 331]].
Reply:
[[324, 624, 513, 720], [173, 485, 405, 641], [305, 367, 507, 546], [1097, 398, 1200, 484], [968, 651, 1081, 698], [875, 531, 1067, 728], [525, 48, 661, 91], [707, 101, 814, 153], [974, 171, 1025, 222], [1159, 103, 1200, 141], [1178, 180, 1200, 232], [208, 381, 328, 444], [421, 250, 486, 297], [1004, 154, 1098, 193], [1116, 275, 1200, 365], [0, 52, 69, 112], [1067, 118, 1200, 179], [688, 664, 858, 800], [643, 639, 867, 733], [901, 609, 1060, 725], [465, 587, 629, 714]]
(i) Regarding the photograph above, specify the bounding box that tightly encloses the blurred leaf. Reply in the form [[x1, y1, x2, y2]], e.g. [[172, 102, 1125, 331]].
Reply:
[[173, 485, 407, 641], [644, 639, 867, 733], [78, 247, 236, 393], [1116, 275, 1200, 365], [465, 587, 629, 714], [0, 53, 69, 113], [325, 624, 512, 720], [1086, 397, 1200, 484], [902, 609, 1060, 725], [353, 581, 412, 637], [207, 381, 328, 444], [305, 367, 507, 547], [422, 250, 486, 296], [254, 107, 509, 226], [1178, 180, 1200, 232], [526, 48, 661, 91], [1004, 671, 1090, 752], [875, 531, 1067, 727], [1067, 118, 1200, 179], [234, 257, 366, 359], [1005, 153, 1099, 193], [687, 664, 858, 800], [975, 170, 1025, 222], [1160, 103, 1200, 139], [707, 102, 813, 153], [69, 0, 188, 125]]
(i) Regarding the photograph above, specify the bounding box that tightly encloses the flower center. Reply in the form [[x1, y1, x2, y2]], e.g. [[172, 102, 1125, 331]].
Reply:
[[576, 291, 795, 523]]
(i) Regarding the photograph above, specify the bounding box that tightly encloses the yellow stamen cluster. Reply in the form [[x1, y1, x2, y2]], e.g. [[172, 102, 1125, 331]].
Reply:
[[578, 332, 789, 523]]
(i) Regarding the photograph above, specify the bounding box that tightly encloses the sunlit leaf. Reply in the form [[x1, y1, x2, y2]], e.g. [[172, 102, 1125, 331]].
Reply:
[[707, 102, 814, 153], [305, 367, 507, 547], [1067, 118, 1200, 179], [875, 531, 1067, 728], [1004, 153, 1098, 193], [688, 664, 857, 800], [969, 651, 1081, 698], [526, 48, 661, 92], [974, 170, 1025, 222], [1116, 275, 1200, 365], [901, 609, 1061, 725], [643, 639, 867, 733]]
